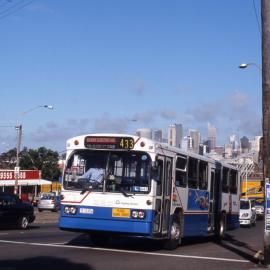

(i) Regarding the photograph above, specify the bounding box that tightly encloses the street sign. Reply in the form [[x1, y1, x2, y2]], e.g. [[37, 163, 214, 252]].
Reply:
[[266, 183, 270, 231], [14, 166, 20, 174]]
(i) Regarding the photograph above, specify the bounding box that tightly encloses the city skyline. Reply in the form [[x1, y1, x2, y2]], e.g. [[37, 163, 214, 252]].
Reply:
[[0, 1, 262, 153]]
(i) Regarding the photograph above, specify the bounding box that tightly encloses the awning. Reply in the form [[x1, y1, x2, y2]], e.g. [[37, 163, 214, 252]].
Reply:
[[0, 179, 52, 186]]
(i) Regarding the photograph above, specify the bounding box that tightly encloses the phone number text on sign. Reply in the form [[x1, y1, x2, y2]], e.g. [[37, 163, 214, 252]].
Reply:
[[0, 171, 26, 180]]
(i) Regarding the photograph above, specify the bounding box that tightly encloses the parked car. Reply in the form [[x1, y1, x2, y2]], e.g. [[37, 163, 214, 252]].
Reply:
[[38, 193, 60, 212], [0, 192, 35, 229], [239, 199, 256, 227], [31, 196, 40, 207], [254, 201, 264, 219]]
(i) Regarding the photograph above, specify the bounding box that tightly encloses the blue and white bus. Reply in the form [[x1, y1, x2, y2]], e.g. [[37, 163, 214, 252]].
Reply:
[[59, 133, 240, 249]]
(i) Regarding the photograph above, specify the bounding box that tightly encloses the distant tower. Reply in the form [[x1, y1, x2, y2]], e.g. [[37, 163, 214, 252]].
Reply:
[[207, 123, 217, 150], [202, 139, 211, 153], [181, 136, 192, 151], [136, 128, 152, 139], [189, 129, 201, 153], [168, 123, 183, 148], [229, 134, 237, 150], [153, 129, 163, 142], [240, 136, 250, 153]]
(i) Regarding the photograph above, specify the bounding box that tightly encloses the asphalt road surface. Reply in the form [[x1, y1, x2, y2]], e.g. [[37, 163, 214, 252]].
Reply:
[[0, 211, 267, 270]]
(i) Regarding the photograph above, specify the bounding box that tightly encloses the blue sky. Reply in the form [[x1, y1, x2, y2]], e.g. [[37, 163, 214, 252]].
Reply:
[[0, 0, 262, 153]]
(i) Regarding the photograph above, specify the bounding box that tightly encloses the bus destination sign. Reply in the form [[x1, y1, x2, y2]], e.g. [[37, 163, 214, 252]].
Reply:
[[84, 136, 134, 150]]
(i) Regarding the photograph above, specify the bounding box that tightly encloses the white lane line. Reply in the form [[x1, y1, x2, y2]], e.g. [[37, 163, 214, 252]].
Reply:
[[0, 239, 250, 263], [48, 242, 68, 245]]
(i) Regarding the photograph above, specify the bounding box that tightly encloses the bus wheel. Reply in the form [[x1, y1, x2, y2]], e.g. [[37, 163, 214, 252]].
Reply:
[[163, 221, 181, 250], [90, 232, 109, 246], [217, 212, 226, 240]]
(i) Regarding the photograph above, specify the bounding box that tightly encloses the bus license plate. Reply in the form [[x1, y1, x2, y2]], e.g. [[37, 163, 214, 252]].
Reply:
[[112, 208, 130, 218]]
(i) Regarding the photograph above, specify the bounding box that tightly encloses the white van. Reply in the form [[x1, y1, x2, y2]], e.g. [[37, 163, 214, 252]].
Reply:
[[239, 199, 256, 226]]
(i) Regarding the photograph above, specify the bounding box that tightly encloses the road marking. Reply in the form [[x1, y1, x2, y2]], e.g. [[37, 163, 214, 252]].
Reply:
[[0, 239, 250, 263], [48, 242, 68, 245]]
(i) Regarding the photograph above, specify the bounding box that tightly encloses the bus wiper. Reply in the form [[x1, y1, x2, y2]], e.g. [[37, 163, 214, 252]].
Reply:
[[120, 187, 134, 198]]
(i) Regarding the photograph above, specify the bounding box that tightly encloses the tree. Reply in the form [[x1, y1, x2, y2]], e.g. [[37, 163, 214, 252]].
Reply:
[[19, 147, 61, 181], [0, 148, 17, 169]]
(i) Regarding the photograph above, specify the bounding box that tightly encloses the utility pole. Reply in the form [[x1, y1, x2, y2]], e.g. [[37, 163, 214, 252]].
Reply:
[[261, 0, 270, 265], [14, 124, 22, 196]]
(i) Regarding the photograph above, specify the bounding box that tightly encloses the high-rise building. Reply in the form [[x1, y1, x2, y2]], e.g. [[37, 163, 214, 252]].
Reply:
[[168, 123, 183, 148], [136, 128, 152, 139], [250, 136, 262, 153], [224, 143, 233, 158], [240, 136, 250, 153], [153, 129, 163, 142], [202, 139, 211, 153], [189, 129, 201, 153], [181, 136, 192, 151], [207, 123, 217, 150], [229, 134, 237, 151]]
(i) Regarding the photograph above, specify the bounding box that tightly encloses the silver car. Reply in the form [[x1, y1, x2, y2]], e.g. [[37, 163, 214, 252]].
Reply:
[[254, 202, 264, 219], [38, 194, 60, 212]]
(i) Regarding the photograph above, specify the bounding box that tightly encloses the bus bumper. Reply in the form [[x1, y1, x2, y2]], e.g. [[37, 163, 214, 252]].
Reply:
[[59, 216, 152, 235]]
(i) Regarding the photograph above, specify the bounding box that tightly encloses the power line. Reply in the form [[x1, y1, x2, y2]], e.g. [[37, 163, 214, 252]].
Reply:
[[0, 0, 26, 16], [0, 0, 34, 21], [0, 0, 12, 9], [252, 0, 262, 36]]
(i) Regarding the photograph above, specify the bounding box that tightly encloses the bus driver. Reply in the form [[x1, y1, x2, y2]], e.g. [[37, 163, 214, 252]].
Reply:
[[81, 164, 105, 184]]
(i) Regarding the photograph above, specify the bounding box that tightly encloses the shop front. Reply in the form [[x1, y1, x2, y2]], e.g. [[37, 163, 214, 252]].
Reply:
[[0, 169, 52, 201]]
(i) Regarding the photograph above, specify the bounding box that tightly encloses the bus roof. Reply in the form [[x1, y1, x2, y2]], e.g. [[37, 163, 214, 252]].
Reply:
[[66, 133, 237, 170]]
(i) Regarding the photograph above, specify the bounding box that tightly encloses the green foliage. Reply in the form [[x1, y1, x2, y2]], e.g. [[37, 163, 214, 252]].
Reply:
[[0, 147, 61, 181], [20, 147, 61, 181], [0, 148, 17, 169]]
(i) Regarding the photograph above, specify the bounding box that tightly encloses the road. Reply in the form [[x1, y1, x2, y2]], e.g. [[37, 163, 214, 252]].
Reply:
[[0, 211, 266, 270]]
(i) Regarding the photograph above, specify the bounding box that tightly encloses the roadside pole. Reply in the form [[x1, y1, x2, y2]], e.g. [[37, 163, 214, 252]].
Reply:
[[265, 182, 270, 264], [261, 0, 270, 265], [14, 124, 22, 196]]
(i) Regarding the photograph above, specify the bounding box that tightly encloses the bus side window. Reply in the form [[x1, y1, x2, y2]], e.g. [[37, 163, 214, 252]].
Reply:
[[222, 167, 229, 193], [229, 170, 237, 194], [175, 155, 187, 187], [199, 161, 208, 190], [188, 157, 198, 189]]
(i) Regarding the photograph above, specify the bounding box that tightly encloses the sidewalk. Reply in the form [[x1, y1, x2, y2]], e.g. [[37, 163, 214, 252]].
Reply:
[[33, 208, 60, 224]]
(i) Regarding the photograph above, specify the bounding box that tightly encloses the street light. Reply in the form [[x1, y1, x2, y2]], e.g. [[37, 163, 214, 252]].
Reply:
[[14, 104, 54, 196], [238, 62, 262, 71], [21, 105, 54, 115]]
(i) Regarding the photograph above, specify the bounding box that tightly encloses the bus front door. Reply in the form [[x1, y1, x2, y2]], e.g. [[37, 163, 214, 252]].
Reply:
[[153, 156, 172, 237]]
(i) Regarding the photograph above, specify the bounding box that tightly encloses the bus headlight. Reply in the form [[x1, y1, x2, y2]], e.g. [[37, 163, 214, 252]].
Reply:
[[131, 209, 146, 219], [64, 206, 77, 215]]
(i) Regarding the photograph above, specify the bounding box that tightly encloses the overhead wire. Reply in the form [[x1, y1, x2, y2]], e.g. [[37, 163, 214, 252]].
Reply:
[[0, 0, 26, 16], [252, 0, 262, 36], [0, 0, 34, 21], [0, 0, 12, 8]]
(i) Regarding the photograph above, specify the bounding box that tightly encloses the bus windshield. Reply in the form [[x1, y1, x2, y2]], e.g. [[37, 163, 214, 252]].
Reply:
[[63, 150, 151, 194]]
